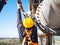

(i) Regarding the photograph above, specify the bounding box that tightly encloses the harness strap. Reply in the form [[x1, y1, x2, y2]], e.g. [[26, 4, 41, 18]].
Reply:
[[22, 29, 32, 45], [25, 29, 32, 38], [22, 29, 38, 45]]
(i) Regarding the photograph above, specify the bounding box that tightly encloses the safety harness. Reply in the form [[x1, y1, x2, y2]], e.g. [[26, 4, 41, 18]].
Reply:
[[22, 29, 38, 45]]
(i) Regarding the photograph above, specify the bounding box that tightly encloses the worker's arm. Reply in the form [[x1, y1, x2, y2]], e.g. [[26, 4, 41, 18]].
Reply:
[[17, 0, 29, 18], [17, 1, 26, 44], [17, 0, 23, 26], [17, 9, 23, 26]]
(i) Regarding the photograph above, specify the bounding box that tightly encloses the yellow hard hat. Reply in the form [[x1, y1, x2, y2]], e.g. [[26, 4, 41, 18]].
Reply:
[[23, 17, 34, 28]]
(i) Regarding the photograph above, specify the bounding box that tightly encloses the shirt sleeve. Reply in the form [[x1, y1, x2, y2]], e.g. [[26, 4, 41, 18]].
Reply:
[[17, 9, 23, 28]]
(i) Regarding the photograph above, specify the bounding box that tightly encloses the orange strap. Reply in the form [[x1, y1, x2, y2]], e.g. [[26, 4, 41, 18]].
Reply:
[[22, 29, 38, 45], [22, 29, 32, 45], [28, 41, 38, 45], [32, 42, 38, 45], [25, 29, 32, 37], [38, 34, 46, 36]]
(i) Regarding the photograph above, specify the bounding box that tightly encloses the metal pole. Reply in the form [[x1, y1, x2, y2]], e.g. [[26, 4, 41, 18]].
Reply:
[[46, 34, 52, 45]]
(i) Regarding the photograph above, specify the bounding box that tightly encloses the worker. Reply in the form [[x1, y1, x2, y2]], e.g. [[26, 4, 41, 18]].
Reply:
[[17, 0, 38, 45]]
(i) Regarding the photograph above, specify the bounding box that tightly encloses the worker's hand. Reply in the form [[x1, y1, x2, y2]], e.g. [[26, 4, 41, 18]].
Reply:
[[17, 0, 22, 9], [17, 3, 23, 9]]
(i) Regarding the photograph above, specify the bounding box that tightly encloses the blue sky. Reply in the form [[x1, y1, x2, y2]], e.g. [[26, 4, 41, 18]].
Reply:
[[0, 0, 28, 38]]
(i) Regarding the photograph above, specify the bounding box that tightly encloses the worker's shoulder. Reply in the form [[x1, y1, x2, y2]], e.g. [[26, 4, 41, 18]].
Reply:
[[32, 25, 37, 30]]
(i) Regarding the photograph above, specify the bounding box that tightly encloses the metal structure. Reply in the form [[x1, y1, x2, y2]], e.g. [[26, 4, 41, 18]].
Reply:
[[35, 0, 60, 45]]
